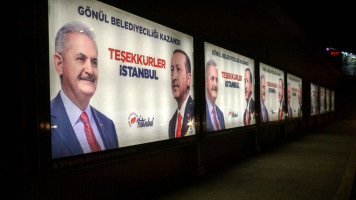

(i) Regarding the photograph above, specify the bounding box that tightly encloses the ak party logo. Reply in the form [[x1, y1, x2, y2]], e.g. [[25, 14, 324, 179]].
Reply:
[[128, 112, 154, 128]]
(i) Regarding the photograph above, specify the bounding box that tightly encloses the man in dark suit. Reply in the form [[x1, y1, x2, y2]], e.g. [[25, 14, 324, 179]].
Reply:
[[297, 84, 302, 117], [243, 68, 255, 125], [51, 21, 118, 158], [278, 78, 285, 120], [260, 74, 269, 122], [168, 49, 194, 139], [287, 83, 293, 118], [205, 59, 225, 132], [51, 92, 119, 159]]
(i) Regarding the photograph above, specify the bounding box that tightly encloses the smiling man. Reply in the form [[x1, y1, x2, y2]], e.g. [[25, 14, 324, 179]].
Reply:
[[51, 21, 118, 158], [278, 78, 285, 120], [287, 83, 293, 118], [205, 59, 225, 132], [260, 74, 269, 123], [168, 49, 194, 139]]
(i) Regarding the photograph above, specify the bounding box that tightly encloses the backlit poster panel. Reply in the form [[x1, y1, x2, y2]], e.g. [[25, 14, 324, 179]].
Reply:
[[204, 42, 255, 132], [287, 74, 302, 118], [49, 0, 195, 158], [325, 89, 330, 113], [259, 63, 285, 122], [310, 83, 319, 115], [331, 91, 335, 112], [319, 86, 325, 114]]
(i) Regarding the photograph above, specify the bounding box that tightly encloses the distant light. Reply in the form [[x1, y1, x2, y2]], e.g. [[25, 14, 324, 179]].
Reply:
[[330, 51, 340, 55], [326, 47, 330, 51]]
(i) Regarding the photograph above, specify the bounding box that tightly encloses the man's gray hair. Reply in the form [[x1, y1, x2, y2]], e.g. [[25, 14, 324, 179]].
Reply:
[[205, 59, 217, 76], [55, 21, 98, 57], [260, 74, 265, 81]]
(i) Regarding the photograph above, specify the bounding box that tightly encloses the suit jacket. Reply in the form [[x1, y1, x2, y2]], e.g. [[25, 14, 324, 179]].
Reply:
[[51, 92, 119, 159], [278, 107, 283, 120], [260, 101, 269, 123], [288, 105, 293, 118], [169, 95, 194, 139], [206, 100, 225, 132], [278, 101, 285, 120], [243, 98, 255, 125]]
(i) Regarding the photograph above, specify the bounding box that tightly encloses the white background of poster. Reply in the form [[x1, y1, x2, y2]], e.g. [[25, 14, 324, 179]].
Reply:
[[319, 86, 325, 114], [49, 0, 194, 147], [287, 74, 302, 118], [204, 42, 255, 129], [259, 63, 285, 122], [310, 83, 319, 115]]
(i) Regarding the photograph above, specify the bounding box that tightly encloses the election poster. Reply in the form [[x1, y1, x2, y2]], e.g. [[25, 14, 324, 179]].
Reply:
[[325, 88, 330, 113], [310, 83, 319, 116], [319, 86, 325, 114], [49, 0, 195, 158], [287, 74, 302, 118], [259, 63, 285, 122], [204, 42, 255, 132], [331, 90, 335, 112]]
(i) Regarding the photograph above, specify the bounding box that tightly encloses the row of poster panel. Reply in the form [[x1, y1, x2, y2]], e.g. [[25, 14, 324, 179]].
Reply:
[[48, 0, 334, 159], [310, 83, 335, 115]]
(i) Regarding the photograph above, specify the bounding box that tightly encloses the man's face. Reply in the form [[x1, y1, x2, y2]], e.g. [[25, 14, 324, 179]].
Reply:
[[205, 65, 218, 105], [260, 77, 265, 103], [278, 79, 283, 103], [287, 84, 291, 104], [245, 70, 252, 101], [171, 52, 191, 104], [56, 32, 98, 107]]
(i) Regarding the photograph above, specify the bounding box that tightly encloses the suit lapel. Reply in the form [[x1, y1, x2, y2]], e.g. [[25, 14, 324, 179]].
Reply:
[[91, 107, 108, 149], [51, 93, 83, 156], [206, 101, 214, 131], [182, 108, 192, 136], [216, 106, 225, 130], [169, 110, 178, 139], [182, 96, 194, 136]]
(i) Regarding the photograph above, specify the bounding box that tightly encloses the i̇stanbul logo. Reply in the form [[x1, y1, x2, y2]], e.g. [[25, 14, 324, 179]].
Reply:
[[128, 112, 154, 128], [228, 108, 238, 118]]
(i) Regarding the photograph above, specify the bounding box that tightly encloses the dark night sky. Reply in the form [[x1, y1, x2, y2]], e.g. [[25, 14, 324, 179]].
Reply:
[[277, 1, 356, 54]]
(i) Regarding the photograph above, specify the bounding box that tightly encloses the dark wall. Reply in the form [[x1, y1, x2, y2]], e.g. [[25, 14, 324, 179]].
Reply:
[[336, 77, 356, 120]]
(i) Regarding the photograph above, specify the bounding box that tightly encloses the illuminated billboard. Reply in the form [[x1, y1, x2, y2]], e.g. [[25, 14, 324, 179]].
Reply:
[[204, 42, 255, 132], [287, 74, 302, 118], [325, 88, 330, 113], [259, 63, 285, 122], [49, 0, 195, 158], [319, 86, 325, 114], [331, 90, 335, 112], [310, 83, 319, 116]]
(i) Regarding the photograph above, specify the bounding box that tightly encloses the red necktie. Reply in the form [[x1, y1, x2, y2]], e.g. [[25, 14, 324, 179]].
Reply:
[[279, 108, 282, 120], [246, 108, 249, 125], [80, 112, 101, 152], [176, 112, 182, 138], [213, 107, 220, 130]]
